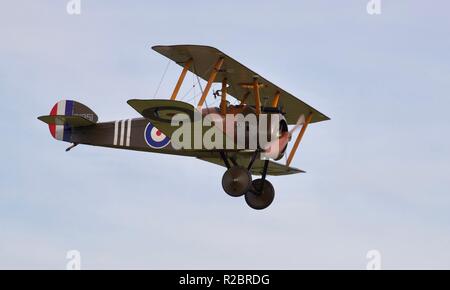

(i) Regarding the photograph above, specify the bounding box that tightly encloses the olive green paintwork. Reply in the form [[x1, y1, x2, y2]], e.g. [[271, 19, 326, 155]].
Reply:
[[152, 45, 330, 124]]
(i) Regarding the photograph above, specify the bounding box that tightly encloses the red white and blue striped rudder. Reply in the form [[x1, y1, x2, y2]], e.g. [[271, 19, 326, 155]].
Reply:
[[48, 100, 74, 142]]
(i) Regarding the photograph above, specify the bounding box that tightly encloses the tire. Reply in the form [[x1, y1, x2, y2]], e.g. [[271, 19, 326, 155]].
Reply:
[[245, 179, 275, 210], [222, 166, 252, 197]]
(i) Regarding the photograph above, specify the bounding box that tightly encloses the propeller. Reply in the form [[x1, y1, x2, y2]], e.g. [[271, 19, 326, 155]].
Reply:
[[262, 115, 306, 160]]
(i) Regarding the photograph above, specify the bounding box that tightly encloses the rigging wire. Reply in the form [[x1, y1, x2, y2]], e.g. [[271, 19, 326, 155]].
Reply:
[[192, 71, 196, 104], [152, 59, 171, 98], [262, 96, 269, 110], [193, 63, 210, 109], [180, 82, 196, 100]]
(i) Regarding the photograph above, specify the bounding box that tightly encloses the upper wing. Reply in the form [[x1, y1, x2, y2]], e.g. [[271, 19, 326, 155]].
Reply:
[[152, 44, 330, 124]]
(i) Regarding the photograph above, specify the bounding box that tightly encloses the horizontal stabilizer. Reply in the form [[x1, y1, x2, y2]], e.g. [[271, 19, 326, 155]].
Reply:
[[37, 115, 96, 127]]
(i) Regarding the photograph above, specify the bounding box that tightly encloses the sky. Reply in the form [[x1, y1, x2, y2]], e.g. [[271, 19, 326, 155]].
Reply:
[[1, 0, 450, 269]]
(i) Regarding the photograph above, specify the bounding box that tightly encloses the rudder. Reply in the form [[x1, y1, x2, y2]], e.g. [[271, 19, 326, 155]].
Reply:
[[38, 100, 98, 141]]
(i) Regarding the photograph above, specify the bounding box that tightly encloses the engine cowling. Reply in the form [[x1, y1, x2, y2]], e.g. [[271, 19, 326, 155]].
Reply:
[[261, 114, 289, 160]]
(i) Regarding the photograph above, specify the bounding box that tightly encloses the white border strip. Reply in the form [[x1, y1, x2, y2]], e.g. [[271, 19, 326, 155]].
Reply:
[[126, 119, 132, 146], [113, 121, 119, 145]]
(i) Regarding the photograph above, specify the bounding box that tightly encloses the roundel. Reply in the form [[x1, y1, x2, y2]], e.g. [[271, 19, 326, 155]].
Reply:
[[144, 122, 170, 149]]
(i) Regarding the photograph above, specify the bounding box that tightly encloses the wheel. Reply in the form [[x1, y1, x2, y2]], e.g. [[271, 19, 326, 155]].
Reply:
[[222, 166, 252, 197], [245, 179, 275, 210]]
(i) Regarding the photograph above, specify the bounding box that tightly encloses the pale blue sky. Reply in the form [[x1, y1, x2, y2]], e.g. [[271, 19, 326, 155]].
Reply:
[[1, 0, 450, 269]]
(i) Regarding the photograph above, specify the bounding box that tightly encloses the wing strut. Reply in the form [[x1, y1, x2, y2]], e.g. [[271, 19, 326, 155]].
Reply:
[[272, 91, 281, 107], [197, 57, 224, 109], [253, 78, 261, 116], [220, 77, 227, 115], [170, 59, 192, 100], [240, 91, 250, 105], [286, 113, 313, 166]]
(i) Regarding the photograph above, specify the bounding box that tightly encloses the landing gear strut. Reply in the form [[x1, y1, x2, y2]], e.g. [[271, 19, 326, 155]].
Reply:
[[220, 152, 275, 210], [244, 160, 275, 210]]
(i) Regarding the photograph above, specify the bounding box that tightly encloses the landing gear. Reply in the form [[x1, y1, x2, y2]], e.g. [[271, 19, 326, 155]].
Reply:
[[220, 151, 252, 197], [244, 159, 274, 210], [220, 151, 276, 210], [245, 179, 275, 210], [222, 166, 252, 197]]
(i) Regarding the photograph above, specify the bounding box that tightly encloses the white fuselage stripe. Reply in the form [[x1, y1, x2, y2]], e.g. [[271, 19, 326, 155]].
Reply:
[[126, 119, 131, 146], [113, 120, 119, 145], [55, 100, 66, 140], [120, 120, 125, 146]]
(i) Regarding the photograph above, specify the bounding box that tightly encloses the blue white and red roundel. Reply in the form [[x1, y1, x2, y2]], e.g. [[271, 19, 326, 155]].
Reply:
[[144, 122, 170, 149]]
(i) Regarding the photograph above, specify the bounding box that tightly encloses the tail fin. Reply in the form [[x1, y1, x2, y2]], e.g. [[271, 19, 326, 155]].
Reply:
[[38, 100, 98, 141]]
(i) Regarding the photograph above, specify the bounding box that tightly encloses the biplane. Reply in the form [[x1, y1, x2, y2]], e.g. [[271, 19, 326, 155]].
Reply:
[[38, 45, 329, 210]]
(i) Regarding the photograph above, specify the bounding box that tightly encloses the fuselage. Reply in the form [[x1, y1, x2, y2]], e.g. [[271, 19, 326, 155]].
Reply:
[[69, 111, 288, 160], [70, 117, 202, 156]]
